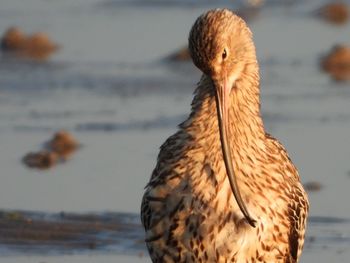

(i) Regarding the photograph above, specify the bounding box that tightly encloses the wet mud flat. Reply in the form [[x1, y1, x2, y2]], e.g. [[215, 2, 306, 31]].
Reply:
[[0, 210, 146, 256]]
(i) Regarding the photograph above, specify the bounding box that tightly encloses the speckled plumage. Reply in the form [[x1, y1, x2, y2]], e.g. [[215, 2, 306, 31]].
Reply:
[[141, 9, 309, 263]]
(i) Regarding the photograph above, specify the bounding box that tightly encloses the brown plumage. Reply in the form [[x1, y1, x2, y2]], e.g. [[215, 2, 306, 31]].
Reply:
[[141, 9, 309, 263]]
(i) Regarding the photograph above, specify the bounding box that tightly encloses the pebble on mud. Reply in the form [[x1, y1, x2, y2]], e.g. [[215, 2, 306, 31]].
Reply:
[[1, 27, 59, 60], [46, 130, 79, 159], [316, 2, 349, 25], [303, 181, 323, 192], [167, 46, 191, 62], [23, 131, 79, 170], [22, 151, 59, 169], [321, 45, 350, 81]]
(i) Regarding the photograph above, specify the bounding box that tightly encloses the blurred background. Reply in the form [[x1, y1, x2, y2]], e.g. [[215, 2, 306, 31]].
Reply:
[[0, 0, 349, 262]]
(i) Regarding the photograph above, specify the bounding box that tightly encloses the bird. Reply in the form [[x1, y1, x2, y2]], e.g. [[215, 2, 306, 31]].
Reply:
[[141, 8, 309, 263]]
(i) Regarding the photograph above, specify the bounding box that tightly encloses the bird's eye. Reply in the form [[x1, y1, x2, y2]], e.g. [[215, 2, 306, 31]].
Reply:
[[222, 49, 227, 60]]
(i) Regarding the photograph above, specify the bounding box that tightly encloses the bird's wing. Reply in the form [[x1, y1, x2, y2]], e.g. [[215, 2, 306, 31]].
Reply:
[[141, 168, 166, 232], [142, 130, 189, 233], [286, 184, 309, 262], [265, 133, 309, 262]]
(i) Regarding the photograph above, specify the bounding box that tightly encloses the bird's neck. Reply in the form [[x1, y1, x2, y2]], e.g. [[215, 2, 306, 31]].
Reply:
[[182, 62, 265, 158]]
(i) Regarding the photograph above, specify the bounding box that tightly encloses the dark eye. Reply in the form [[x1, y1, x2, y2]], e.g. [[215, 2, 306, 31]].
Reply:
[[222, 49, 227, 60]]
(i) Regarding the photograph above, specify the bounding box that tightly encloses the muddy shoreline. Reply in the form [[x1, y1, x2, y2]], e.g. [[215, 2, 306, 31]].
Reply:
[[0, 210, 145, 255]]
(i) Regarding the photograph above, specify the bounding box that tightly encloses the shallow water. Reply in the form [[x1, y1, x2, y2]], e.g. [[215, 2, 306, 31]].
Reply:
[[0, 0, 349, 262]]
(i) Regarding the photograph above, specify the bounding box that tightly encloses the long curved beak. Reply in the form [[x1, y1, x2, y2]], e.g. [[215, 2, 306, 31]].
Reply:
[[213, 77, 257, 228]]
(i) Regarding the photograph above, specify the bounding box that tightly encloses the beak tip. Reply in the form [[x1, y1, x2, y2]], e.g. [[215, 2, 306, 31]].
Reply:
[[248, 218, 257, 228]]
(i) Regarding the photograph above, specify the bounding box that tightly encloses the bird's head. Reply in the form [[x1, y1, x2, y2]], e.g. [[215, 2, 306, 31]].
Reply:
[[189, 9, 255, 91], [188, 9, 257, 227]]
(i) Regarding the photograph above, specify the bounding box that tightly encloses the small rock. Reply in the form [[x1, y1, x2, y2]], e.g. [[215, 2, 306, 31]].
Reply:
[[22, 151, 58, 169], [321, 45, 350, 81], [1, 26, 59, 60], [167, 46, 191, 62], [46, 130, 78, 159], [316, 2, 349, 25], [246, 0, 264, 8], [88, 241, 96, 250], [23, 32, 59, 59], [303, 181, 323, 192], [22, 131, 79, 170], [0, 27, 25, 50]]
